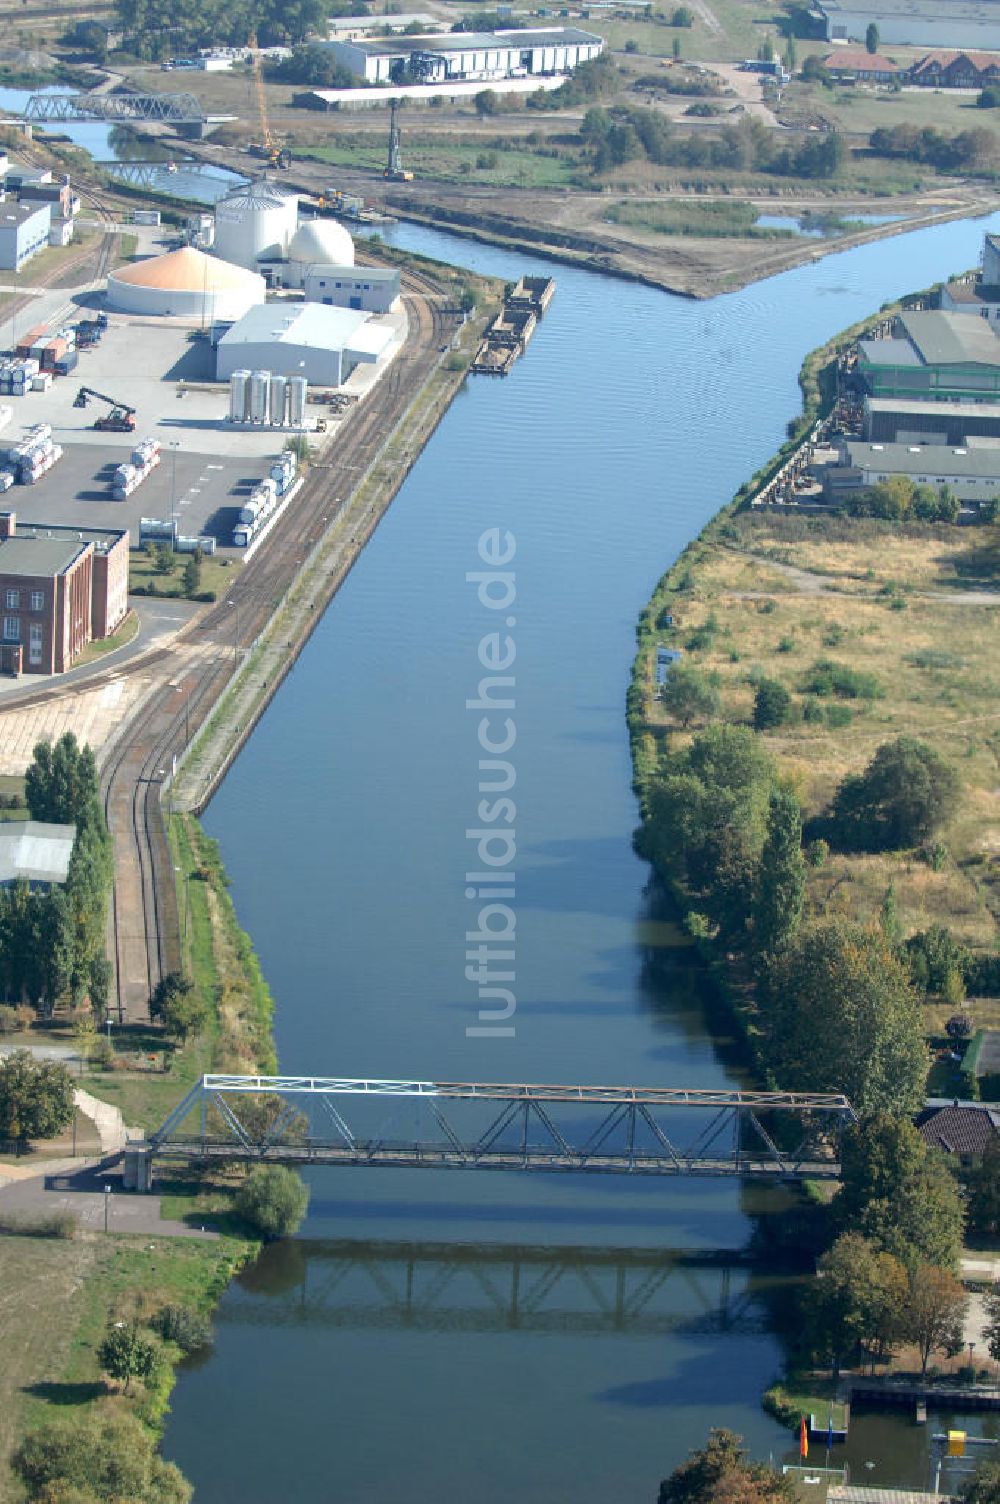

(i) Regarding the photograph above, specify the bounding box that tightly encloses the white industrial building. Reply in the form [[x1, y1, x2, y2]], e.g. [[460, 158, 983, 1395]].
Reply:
[[326, 12, 444, 38], [216, 303, 395, 386], [106, 245, 266, 321], [832, 439, 1000, 501], [326, 26, 604, 84], [212, 180, 302, 271], [265, 218, 356, 287], [941, 233, 1000, 327], [0, 202, 51, 272], [817, 0, 1000, 46], [302, 264, 401, 313]]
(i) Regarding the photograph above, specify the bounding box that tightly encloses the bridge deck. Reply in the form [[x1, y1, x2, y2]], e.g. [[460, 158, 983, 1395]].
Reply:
[[151, 1138, 842, 1179]]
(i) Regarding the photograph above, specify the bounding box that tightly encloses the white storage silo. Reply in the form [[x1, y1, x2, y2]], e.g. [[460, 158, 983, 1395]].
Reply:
[[287, 375, 307, 428], [229, 370, 250, 422], [212, 181, 298, 271], [269, 373, 287, 427], [249, 370, 270, 425]]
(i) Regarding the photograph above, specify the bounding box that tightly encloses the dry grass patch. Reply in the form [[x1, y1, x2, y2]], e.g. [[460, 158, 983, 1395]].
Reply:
[[646, 513, 1000, 941]]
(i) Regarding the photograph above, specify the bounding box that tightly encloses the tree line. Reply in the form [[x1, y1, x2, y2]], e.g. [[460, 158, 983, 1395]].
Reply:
[[581, 107, 845, 179], [114, 0, 324, 56], [0, 734, 112, 1016], [869, 123, 997, 171]]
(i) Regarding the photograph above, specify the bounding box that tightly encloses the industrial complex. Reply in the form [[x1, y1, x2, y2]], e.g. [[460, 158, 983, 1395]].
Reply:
[[0, 168, 411, 674], [323, 25, 604, 84]]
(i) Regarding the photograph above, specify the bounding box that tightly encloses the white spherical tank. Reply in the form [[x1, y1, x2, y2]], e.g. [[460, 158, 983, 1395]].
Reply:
[[213, 181, 299, 270], [287, 218, 355, 270]]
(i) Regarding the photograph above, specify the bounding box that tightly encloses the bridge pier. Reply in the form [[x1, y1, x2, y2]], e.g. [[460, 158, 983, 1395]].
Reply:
[[123, 1145, 153, 1193]]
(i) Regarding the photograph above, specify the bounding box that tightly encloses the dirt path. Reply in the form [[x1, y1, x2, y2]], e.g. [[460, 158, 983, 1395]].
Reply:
[[727, 549, 1000, 605]]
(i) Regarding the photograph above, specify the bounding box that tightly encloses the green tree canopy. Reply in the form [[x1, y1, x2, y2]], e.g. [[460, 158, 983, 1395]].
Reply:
[[25, 734, 103, 833], [804, 1232, 907, 1374], [658, 1429, 795, 1504], [865, 21, 879, 51], [234, 1164, 310, 1240], [961, 1462, 1000, 1504], [660, 664, 721, 728], [751, 787, 805, 958], [967, 1140, 1000, 1241], [830, 737, 959, 852], [837, 1115, 965, 1272], [98, 1320, 159, 1392], [0, 1051, 75, 1141], [761, 923, 928, 1115], [753, 678, 791, 731]]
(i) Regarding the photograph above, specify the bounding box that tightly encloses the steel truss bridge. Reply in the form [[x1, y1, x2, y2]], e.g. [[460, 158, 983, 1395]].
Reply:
[[126, 1075, 856, 1189], [96, 160, 224, 190], [219, 1240, 766, 1338], [23, 93, 206, 128]]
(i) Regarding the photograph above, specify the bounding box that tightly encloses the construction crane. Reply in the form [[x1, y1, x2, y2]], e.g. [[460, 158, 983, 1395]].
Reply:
[[384, 100, 413, 181], [73, 387, 136, 432], [247, 31, 290, 169]]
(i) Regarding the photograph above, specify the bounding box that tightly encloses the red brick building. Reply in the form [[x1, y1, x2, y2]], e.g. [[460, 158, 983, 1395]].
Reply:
[[823, 48, 901, 82], [0, 513, 129, 675]]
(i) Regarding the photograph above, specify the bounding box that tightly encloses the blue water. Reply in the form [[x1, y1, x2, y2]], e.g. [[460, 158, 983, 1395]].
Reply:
[[163, 206, 1000, 1502]]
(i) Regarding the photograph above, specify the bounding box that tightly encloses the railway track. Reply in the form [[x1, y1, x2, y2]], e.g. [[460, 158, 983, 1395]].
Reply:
[[93, 265, 456, 1023]]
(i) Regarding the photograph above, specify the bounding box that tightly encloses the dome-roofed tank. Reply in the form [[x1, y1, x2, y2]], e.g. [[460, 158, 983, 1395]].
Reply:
[[212, 178, 299, 270], [287, 217, 355, 269]]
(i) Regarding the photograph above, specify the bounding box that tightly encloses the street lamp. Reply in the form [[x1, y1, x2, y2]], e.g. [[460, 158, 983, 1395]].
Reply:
[[104, 1185, 111, 1234]]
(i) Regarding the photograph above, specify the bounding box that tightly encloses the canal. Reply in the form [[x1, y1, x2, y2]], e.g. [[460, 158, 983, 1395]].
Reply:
[[164, 210, 1000, 1501]]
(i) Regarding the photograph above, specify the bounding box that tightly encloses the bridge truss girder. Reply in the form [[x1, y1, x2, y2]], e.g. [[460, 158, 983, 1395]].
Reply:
[[24, 93, 205, 125], [146, 1075, 856, 1182]]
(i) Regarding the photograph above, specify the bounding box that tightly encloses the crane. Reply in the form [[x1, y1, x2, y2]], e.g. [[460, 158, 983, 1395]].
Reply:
[[384, 100, 413, 181], [73, 387, 136, 432], [247, 31, 290, 169]]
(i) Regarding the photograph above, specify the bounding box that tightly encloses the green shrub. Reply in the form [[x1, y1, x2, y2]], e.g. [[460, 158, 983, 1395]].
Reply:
[[152, 1303, 213, 1354], [805, 838, 829, 868], [753, 678, 792, 731], [234, 1164, 309, 1240], [0, 1209, 76, 1238], [825, 703, 853, 728], [802, 658, 883, 700]]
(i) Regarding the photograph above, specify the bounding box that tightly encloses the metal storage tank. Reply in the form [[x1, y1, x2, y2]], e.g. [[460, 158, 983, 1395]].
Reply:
[[269, 373, 287, 427], [239, 496, 264, 526], [212, 180, 299, 271], [229, 370, 250, 422], [287, 375, 307, 428], [249, 370, 270, 425]]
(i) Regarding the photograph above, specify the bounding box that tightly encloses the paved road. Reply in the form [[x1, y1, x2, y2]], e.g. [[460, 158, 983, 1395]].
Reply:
[[0, 1156, 217, 1238]]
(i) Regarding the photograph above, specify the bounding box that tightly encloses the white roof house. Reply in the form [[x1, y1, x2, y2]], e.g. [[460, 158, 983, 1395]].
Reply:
[[215, 302, 395, 386], [0, 821, 75, 888]]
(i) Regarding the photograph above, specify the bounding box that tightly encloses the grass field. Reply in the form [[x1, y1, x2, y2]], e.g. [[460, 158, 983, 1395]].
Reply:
[[642, 510, 1000, 954], [304, 136, 580, 189], [129, 547, 234, 603]]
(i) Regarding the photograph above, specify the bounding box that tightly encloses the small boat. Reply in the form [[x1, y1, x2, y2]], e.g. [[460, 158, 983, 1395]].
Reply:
[[165, 161, 178, 174]]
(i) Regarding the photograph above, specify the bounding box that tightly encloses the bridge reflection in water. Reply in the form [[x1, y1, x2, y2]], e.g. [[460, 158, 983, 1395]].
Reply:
[[218, 1239, 770, 1339]]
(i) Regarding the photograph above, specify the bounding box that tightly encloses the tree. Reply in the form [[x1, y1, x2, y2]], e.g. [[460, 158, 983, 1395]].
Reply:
[[962, 1462, 1000, 1504], [658, 1429, 795, 1504], [761, 924, 928, 1116], [753, 678, 791, 731], [0, 1051, 74, 1142], [25, 734, 102, 830], [903, 1264, 966, 1375], [906, 926, 969, 1000], [234, 1165, 309, 1239], [152, 1304, 213, 1354], [865, 21, 879, 52], [967, 1140, 1000, 1241], [945, 1012, 974, 1041], [475, 88, 500, 115], [161, 986, 208, 1043], [672, 35, 682, 59], [98, 1321, 159, 1392], [784, 37, 797, 71], [13, 1411, 190, 1503], [660, 664, 720, 728], [837, 1116, 965, 1272], [671, 6, 694, 23], [182, 549, 202, 598], [830, 737, 959, 853], [983, 1289, 1000, 1364], [805, 1232, 906, 1374], [751, 788, 805, 957]]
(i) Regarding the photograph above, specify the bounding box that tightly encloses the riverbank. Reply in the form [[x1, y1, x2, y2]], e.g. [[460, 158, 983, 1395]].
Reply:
[[0, 811, 275, 1502]]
